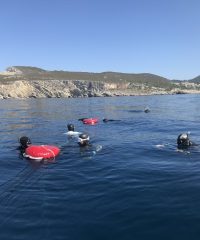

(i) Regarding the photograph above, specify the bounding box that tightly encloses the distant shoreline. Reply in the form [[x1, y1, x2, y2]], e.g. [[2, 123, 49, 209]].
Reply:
[[0, 79, 200, 100], [1, 66, 200, 99]]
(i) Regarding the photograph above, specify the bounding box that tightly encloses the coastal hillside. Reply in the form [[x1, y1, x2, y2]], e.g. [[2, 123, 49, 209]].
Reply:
[[0, 66, 200, 99], [188, 75, 200, 83]]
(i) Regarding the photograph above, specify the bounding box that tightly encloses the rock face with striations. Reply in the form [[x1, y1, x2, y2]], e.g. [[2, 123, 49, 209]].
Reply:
[[1, 66, 200, 99], [0, 80, 115, 99]]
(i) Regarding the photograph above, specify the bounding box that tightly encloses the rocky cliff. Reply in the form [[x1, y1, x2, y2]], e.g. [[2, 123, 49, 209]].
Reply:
[[0, 66, 200, 99]]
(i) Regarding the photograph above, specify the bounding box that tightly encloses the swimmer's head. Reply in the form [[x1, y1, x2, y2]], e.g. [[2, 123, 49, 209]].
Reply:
[[78, 133, 90, 147], [177, 133, 191, 148], [103, 118, 109, 122], [144, 107, 150, 113], [19, 136, 31, 148], [67, 124, 75, 132]]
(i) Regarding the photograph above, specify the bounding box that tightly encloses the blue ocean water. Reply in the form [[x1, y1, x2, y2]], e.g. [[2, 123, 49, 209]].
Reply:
[[1, 94, 200, 240]]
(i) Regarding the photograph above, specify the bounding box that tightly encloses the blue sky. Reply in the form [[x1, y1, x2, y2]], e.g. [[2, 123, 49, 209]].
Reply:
[[0, 0, 200, 80]]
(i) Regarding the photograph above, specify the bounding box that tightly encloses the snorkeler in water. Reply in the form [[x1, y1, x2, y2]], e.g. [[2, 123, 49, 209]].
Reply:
[[18, 136, 32, 153], [78, 133, 91, 147], [17, 136, 32, 159], [177, 133, 197, 149], [66, 123, 81, 137], [77, 133, 102, 158], [103, 118, 121, 122], [155, 133, 196, 151], [144, 107, 150, 113]]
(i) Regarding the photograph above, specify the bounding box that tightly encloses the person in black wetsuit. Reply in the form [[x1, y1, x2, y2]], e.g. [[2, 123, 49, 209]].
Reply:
[[77, 133, 102, 158], [103, 118, 121, 123], [177, 133, 196, 149], [17, 136, 32, 159], [144, 107, 150, 113], [78, 133, 91, 147], [67, 124, 75, 132], [18, 136, 31, 153]]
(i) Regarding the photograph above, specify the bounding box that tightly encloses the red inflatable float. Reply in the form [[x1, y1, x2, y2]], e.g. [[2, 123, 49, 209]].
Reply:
[[82, 118, 99, 125], [24, 145, 60, 160]]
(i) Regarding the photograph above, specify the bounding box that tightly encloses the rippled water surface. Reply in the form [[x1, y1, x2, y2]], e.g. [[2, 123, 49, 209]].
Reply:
[[1, 95, 200, 240]]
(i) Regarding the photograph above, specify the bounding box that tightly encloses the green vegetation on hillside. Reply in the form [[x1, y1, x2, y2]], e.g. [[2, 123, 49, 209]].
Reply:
[[0, 66, 175, 89]]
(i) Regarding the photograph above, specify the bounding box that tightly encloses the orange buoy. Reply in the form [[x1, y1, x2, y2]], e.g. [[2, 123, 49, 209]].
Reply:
[[82, 118, 98, 125], [24, 145, 60, 160]]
